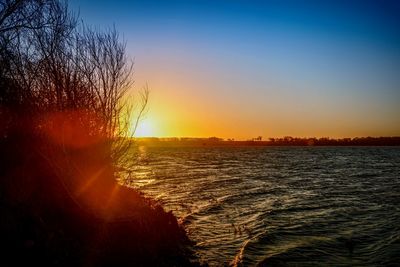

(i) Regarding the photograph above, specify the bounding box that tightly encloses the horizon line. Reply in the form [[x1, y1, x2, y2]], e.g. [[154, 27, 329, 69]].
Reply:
[[132, 135, 400, 141]]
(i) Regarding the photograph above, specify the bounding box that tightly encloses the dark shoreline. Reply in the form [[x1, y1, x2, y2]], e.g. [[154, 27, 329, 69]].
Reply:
[[0, 136, 201, 267], [134, 136, 400, 147]]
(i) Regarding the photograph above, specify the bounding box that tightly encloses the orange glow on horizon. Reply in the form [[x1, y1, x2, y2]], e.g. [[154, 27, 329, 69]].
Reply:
[[129, 67, 400, 139]]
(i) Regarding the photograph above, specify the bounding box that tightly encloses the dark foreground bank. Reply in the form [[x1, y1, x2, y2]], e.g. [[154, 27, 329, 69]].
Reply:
[[0, 134, 201, 267]]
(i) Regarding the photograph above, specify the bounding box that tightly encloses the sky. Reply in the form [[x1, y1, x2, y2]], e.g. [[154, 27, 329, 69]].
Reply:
[[70, 0, 400, 139]]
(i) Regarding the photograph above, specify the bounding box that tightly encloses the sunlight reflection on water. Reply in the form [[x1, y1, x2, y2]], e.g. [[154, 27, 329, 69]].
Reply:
[[120, 146, 400, 266]]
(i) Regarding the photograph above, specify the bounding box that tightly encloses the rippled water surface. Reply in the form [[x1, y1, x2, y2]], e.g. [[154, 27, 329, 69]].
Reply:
[[121, 146, 400, 266]]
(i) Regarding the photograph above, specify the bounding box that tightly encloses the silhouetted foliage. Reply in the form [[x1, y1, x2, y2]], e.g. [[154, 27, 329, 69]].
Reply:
[[0, 0, 148, 167], [0, 1, 196, 266], [134, 136, 400, 147]]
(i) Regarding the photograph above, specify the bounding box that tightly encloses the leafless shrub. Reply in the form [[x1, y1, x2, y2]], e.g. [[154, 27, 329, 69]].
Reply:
[[0, 0, 147, 177]]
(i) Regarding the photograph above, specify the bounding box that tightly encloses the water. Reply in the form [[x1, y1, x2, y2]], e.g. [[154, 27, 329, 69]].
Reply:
[[120, 146, 400, 266]]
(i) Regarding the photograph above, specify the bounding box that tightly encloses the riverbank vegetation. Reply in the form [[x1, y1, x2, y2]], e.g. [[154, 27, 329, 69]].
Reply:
[[0, 0, 198, 266]]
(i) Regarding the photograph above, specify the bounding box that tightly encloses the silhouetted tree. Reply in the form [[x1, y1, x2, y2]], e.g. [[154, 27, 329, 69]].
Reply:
[[0, 0, 147, 173], [0, 2, 199, 266]]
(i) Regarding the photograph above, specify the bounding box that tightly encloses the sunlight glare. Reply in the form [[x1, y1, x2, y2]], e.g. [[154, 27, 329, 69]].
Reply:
[[134, 120, 154, 137]]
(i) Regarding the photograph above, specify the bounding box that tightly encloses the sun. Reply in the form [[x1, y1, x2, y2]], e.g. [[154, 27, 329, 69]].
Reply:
[[134, 119, 154, 137]]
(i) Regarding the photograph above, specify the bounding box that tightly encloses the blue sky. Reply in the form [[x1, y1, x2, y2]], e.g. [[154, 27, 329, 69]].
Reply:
[[70, 0, 400, 138]]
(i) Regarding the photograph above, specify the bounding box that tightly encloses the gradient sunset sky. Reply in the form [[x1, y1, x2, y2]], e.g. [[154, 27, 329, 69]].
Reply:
[[70, 0, 400, 139]]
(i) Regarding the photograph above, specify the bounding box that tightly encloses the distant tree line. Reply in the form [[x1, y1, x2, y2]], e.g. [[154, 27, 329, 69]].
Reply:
[[265, 136, 400, 146], [135, 136, 400, 146]]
